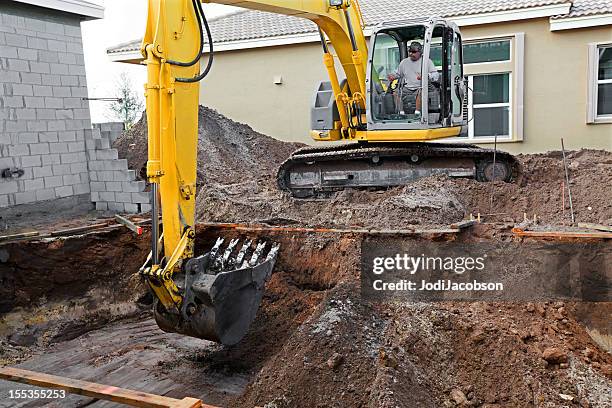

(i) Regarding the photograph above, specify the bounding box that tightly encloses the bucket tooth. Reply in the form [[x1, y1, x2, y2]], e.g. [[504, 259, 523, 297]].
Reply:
[[235, 239, 252, 266]]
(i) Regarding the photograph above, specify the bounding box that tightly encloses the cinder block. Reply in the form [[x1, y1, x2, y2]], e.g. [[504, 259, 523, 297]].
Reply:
[[60, 76, 79, 87], [70, 86, 88, 98], [90, 181, 105, 192], [52, 86, 71, 98], [0, 195, 9, 208], [89, 171, 98, 181], [33, 166, 53, 178], [47, 40, 66, 52], [96, 149, 118, 161], [113, 170, 133, 182], [2, 71, 21, 83], [24, 96, 45, 108], [45, 22, 64, 35], [94, 138, 110, 149], [124, 203, 139, 214], [99, 191, 115, 201], [16, 108, 36, 120], [35, 188, 56, 201], [44, 175, 63, 188], [41, 74, 60, 86], [108, 202, 124, 212], [58, 53, 76, 64], [62, 174, 80, 185], [30, 143, 50, 155], [56, 109, 74, 120], [90, 191, 99, 201], [64, 97, 81, 109], [9, 144, 29, 156], [96, 201, 108, 211], [15, 191, 36, 205], [49, 63, 69, 75], [5, 33, 26, 47], [66, 42, 83, 55], [60, 152, 84, 164], [70, 162, 87, 173], [140, 204, 151, 213], [41, 154, 61, 166], [30, 62, 50, 74], [79, 172, 89, 184], [132, 192, 150, 204], [0, 45, 18, 58], [49, 142, 69, 154], [47, 120, 67, 132], [55, 185, 73, 198], [12, 83, 34, 96], [39, 132, 59, 143], [68, 141, 84, 152], [108, 160, 129, 172], [37, 109, 56, 120], [0, 181, 19, 194], [64, 25, 81, 38], [19, 132, 39, 143], [27, 121, 47, 132], [24, 178, 44, 191], [73, 183, 90, 195], [38, 50, 59, 63], [98, 170, 114, 182], [115, 192, 132, 203], [52, 164, 71, 175], [7, 58, 29, 71], [44, 97, 63, 109], [21, 155, 41, 167], [4, 96, 24, 108], [122, 180, 146, 192], [105, 181, 122, 192], [33, 85, 53, 97], [73, 108, 90, 120], [21, 72, 42, 85], [17, 47, 37, 61], [58, 131, 76, 142]]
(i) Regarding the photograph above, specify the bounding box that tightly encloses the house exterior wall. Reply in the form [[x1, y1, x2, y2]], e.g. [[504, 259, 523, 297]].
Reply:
[[199, 17, 612, 154], [0, 3, 92, 208], [0, 3, 148, 213]]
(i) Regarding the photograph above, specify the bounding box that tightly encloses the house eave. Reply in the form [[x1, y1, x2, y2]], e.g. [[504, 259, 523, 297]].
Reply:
[[11, 0, 104, 19], [550, 13, 612, 31]]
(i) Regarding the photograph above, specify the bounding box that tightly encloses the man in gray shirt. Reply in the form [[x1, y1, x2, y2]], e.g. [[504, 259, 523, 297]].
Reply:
[[388, 42, 438, 115]]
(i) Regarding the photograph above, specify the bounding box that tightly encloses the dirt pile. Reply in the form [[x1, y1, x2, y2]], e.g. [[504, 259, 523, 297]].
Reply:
[[116, 107, 612, 229]]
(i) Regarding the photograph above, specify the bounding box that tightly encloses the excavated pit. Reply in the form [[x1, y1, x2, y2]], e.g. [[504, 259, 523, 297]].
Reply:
[[0, 226, 611, 407]]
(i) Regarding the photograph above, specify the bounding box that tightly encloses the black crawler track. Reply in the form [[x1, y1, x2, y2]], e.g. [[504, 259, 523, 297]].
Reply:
[[277, 142, 520, 198]]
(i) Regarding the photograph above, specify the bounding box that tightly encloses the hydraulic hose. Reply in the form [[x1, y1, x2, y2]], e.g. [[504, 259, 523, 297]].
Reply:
[[166, 0, 203, 67], [175, 0, 214, 83]]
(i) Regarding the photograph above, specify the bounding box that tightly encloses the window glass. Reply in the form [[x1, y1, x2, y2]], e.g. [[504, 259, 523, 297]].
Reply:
[[597, 83, 612, 115], [464, 40, 510, 64], [598, 47, 612, 80], [372, 33, 400, 78], [474, 107, 510, 137], [451, 31, 463, 117], [473, 74, 509, 105]]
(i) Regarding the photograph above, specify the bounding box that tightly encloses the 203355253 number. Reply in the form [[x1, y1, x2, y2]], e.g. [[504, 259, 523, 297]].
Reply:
[[8, 389, 66, 399]]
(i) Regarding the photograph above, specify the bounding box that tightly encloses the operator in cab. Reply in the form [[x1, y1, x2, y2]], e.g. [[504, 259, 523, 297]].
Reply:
[[387, 41, 438, 116]]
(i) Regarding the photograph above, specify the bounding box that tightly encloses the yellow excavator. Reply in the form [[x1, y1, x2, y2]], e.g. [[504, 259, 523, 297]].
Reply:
[[139, 0, 517, 345]]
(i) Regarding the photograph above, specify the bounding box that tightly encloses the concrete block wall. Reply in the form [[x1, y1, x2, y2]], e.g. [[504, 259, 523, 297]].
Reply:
[[86, 123, 150, 214], [0, 4, 91, 208]]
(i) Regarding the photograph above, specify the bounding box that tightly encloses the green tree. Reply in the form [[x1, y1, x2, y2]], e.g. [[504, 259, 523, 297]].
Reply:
[[108, 72, 144, 129]]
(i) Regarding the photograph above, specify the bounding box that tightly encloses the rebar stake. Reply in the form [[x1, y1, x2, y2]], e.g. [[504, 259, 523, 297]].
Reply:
[[560, 138, 575, 224]]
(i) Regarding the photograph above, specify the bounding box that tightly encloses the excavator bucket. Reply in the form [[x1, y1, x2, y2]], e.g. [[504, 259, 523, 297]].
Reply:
[[153, 238, 280, 346]]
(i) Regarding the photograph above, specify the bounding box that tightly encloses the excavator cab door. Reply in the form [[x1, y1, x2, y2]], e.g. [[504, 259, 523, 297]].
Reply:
[[366, 19, 467, 133]]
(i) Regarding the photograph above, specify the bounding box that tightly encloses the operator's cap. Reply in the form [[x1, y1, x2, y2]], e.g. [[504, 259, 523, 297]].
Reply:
[[408, 41, 423, 52]]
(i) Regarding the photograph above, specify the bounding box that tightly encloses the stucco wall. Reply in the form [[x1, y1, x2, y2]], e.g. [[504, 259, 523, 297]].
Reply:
[[199, 18, 611, 154]]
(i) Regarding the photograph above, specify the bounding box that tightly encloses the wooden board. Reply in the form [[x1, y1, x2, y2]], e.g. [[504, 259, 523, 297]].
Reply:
[[0, 367, 216, 408], [512, 228, 612, 239]]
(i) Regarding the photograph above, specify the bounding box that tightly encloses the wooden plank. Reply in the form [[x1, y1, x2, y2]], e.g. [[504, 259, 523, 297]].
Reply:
[[578, 223, 612, 233], [50, 222, 110, 237], [512, 228, 612, 239], [115, 215, 144, 235], [450, 220, 477, 230], [202, 222, 459, 236], [0, 231, 39, 242], [0, 367, 215, 408]]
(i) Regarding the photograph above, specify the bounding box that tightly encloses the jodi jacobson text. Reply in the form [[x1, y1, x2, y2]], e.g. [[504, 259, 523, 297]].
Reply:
[[372, 279, 504, 291]]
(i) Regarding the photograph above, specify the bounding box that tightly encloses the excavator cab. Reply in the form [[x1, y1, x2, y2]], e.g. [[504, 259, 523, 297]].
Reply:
[[367, 19, 467, 134]]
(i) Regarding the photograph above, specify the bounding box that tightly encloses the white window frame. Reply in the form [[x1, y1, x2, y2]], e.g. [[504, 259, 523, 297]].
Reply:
[[587, 42, 612, 124], [444, 33, 524, 144], [467, 73, 513, 140]]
